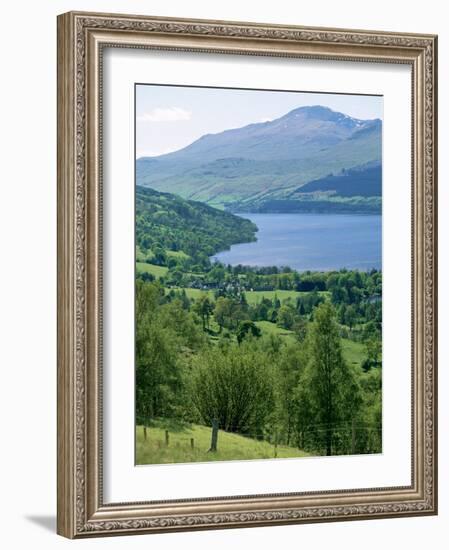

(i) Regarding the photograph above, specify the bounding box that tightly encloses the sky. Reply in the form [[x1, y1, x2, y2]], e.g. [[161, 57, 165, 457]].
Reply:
[[136, 84, 383, 159]]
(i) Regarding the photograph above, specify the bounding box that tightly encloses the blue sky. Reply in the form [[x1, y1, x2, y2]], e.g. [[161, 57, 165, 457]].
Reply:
[[136, 84, 383, 158]]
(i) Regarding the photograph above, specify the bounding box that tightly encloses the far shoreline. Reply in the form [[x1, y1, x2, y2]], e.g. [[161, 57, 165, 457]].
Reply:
[[229, 210, 382, 217]]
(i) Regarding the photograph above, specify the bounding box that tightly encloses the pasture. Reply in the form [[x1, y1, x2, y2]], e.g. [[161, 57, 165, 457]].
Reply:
[[136, 423, 309, 465]]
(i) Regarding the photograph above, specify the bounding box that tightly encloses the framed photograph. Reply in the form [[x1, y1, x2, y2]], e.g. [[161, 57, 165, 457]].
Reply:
[[57, 11, 438, 538]]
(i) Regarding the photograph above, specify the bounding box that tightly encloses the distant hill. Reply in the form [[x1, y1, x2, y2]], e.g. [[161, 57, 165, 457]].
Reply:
[[295, 163, 381, 198], [137, 105, 382, 212]]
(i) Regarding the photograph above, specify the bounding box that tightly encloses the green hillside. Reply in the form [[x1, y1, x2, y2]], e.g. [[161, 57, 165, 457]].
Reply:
[[136, 186, 257, 261], [136, 423, 310, 465]]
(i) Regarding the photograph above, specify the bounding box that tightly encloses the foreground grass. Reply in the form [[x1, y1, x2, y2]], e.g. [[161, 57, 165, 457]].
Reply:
[[136, 423, 309, 465]]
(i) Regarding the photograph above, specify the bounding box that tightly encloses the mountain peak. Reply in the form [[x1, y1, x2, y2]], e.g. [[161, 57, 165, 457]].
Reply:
[[288, 105, 335, 117], [282, 105, 361, 125]]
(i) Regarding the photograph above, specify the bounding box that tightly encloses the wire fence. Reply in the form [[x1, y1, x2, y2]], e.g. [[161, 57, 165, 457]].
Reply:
[[138, 421, 382, 458]]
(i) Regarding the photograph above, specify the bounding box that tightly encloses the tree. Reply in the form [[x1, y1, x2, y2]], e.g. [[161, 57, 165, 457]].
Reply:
[[297, 302, 361, 455], [273, 294, 281, 309], [366, 338, 381, 364], [268, 308, 278, 323], [178, 288, 191, 310], [344, 304, 357, 332], [168, 268, 183, 286], [363, 338, 382, 371], [152, 245, 167, 266], [356, 367, 382, 453], [363, 320, 380, 340], [258, 302, 269, 321], [207, 264, 226, 285], [214, 296, 232, 331], [331, 286, 348, 305], [135, 281, 182, 426], [277, 304, 296, 330], [135, 279, 161, 326], [213, 296, 246, 330], [137, 271, 155, 283], [167, 256, 178, 269], [292, 318, 307, 343], [193, 294, 214, 330], [273, 344, 306, 445], [157, 298, 206, 351], [191, 341, 274, 435], [237, 320, 261, 344], [297, 300, 306, 316]]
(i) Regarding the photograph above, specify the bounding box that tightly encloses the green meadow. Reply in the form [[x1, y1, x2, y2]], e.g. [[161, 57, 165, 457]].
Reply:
[[136, 423, 310, 465]]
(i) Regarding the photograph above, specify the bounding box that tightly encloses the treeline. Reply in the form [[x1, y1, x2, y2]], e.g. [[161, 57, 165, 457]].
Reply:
[[136, 280, 382, 456], [234, 196, 381, 214], [141, 255, 381, 299]]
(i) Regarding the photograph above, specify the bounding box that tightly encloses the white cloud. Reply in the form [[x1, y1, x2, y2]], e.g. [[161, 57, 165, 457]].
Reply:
[[137, 107, 192, 122]]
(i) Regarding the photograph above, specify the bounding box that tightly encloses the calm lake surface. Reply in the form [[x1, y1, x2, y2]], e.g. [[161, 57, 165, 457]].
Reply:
[[212, 213, 382, 272]]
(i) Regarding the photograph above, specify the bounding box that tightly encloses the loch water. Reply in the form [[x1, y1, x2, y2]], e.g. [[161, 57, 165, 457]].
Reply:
[[212, 213, 382, 272]]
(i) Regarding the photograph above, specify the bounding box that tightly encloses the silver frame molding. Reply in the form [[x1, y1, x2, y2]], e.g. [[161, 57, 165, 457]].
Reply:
[[57, 11, 438, 538]]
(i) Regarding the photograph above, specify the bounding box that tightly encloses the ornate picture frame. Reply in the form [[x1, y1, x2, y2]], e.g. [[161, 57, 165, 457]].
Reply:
[[57, 11, 438, 538]]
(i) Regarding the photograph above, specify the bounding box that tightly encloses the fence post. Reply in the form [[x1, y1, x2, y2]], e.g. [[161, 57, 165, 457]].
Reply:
[[274, 428, 278, 458], [165, 430, 169, 446], [190, 438, 194, 449], [143, 425, 147, 441], [209, 419, 219, 452]]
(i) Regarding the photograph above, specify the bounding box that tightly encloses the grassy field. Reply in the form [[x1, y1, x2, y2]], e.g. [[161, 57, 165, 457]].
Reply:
[[175, 288, 329, 304], [136, 262, 168, 278], [341, 338, 367, 368], [256, 320, 367, 369], [245, 289, 299, 304], [245, 289, 329, 305], [181, 288, 214, 300], [136, 423, 309, 465], [255, 320, 296, 342]]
